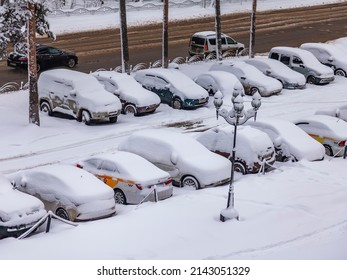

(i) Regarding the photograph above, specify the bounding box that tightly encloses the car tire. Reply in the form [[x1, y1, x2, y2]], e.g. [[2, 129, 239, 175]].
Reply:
[[55, 208, 70, 221], [250, 87, 259, 95], [81, 110, 91, 125], [307, 76, 316, 84], [124, 104, 137, 115], [109, 116, 117, 123], [67, 58, 76, 68], [172, 98, 183, 110], [181, 175, 200, 190], [234, 161, 247, 175], [40, 101, 53, 116], [114, 189, 127, 204], [335, 69, 346, 77], [323, 144, 333, 156]]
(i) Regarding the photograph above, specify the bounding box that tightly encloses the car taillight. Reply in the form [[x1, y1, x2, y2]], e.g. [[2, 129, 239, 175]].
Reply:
[[135, 184, 142, 190], [204, 43, 208, 51], [76, 163, 83, 169], [164, 179, 173, 185], [338, 140, 346, 147], [19, 57, 28, 61]]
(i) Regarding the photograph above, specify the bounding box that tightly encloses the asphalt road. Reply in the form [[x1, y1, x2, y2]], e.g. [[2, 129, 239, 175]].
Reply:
[[1, 2, 347, 86]]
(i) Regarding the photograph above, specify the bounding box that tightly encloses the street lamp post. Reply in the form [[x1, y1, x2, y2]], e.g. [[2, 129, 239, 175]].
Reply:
[[213, 89, 261, 222]]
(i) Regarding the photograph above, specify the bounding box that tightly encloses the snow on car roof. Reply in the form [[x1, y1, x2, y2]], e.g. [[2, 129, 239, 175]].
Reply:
[[193, 31, 228, 37], [301, 42, 347, 57], [88, 151, 170, 182], [295, 115, 347, 139], [17, 165, 114, 204]]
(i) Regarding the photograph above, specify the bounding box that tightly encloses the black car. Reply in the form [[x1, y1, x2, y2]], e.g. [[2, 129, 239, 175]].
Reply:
[[7, 44, 78, 72]]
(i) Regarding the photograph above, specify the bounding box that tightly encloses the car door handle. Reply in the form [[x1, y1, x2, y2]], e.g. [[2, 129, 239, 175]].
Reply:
[[49, 91, 54, 94]]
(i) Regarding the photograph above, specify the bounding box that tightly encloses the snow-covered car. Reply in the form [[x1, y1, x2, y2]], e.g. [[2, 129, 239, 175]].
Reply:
[[195, 125, 276, 174], [300, 43, 347, 77], [76, 151, 173, 205], [330, 37, 347, 53], [245, 118, 325, 162], [38, 69, 122, 125], [91, 71, 161, 115], [0, 175, 46, 239], [118, 129, 231, 190], [295, 115, 347, 157], [209, 60, 283, 97], [315, 105, 347, 122], [7, 165, 116, 222], [188, 31, 245, 57], [193, 70, 245, 100], [268, 46, 335, 84], [134, 68, 209, 110], [244, 57, 306, 89]]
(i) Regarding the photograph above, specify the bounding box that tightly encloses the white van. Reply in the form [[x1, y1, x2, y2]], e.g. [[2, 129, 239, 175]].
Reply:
[[38, 69, 122, 125], [268, 46, 334, 85]]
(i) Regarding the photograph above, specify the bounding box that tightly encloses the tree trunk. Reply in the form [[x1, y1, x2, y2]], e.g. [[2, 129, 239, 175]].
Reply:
[[119, 0, 129, 73], [249, 0, 257, 58], [162, 0, 169, 68], [215, 0, 222, 61], [28, 2, 40, 126]]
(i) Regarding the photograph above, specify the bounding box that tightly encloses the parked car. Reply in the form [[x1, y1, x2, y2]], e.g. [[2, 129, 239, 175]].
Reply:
[[76, 151, 173, 205], [195, 125, 276, 174], [38, 69, 122, 125], [193, 70, 245, 101], [294, 115, 347, 157], [188, 31, 245, 57], [315, 105, 347, 122], [245, 118, 325, 161], [268, 46, 335, 84], [244, 57, 306, 89], [210, 60, 283, 97], [134, 68, 209, 109], [300, 43, 347, 77], [7, 44, 78, 72], [118, 129, 231, 190], [91, 71, 161, 116], [0, 175, 46, 239], [7, 165, 116, 222]]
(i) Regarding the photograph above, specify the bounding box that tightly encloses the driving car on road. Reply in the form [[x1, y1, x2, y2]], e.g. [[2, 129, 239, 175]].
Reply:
[[245, 118, 325, 162], [76, 151, 173, 205], [7, 44, 78, 72], [0, 175, 46, 239], [38, 69, 122, 125], [188, 31, 245, 57], [210, 60, 283, 97], [295, 115, 347, 157], [91, 71, 161, 116], [134, 68, 209, 110], [7, 165, 116, 222], [244, 57, 306, 89], [195, 125, 276, 174], [118, 129, 231, 190]]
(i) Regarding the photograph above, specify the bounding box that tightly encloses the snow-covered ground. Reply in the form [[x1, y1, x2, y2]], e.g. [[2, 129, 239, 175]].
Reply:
[[1, 0, 347, 278]]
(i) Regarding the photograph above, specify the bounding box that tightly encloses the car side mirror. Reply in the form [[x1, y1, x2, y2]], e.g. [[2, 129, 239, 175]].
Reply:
[[266, 69, 272, 75], [164, 83, 171, 89], [240, 76, 246, 80], [170, 151, 178, 165], [70, 89, 77, 97], [274, 136, 283, 148], [114, 89, 121, 96], [299, 64, 305, 68], [328, 56, 334, 62]]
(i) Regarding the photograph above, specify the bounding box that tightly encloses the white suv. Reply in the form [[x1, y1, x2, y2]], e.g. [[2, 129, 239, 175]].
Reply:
[[188, 31, 245, 57]]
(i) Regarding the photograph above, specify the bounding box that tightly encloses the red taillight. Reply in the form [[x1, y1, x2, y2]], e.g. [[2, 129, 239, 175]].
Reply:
[[338, 140, 346, 147], [164, 179, 173, 185], [76, 163, 83, 169], [204, 43, 208, 51], [135, 184, 142, 190], [19, 57, 28, 61]]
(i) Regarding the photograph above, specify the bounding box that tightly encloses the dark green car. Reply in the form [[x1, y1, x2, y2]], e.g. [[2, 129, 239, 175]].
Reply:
[[134, 68, 209, 109]]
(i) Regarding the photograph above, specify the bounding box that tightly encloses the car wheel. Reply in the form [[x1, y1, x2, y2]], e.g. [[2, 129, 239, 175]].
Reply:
[[307, 76, 316, 84], [234, 161, 247, 175], [124, 104, 137, 115], [67, 58, 76, 68], [172, 98, 182, 110], [335, 69, 346, 77], [323, 144, 333, 156], [40, 101, 52, 116], [181, 175, 200, 190], [55, 208, 70, 221], [114, 189, 127, 204], [81, 110, 91, 125], [109, 116, 117, 123]]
